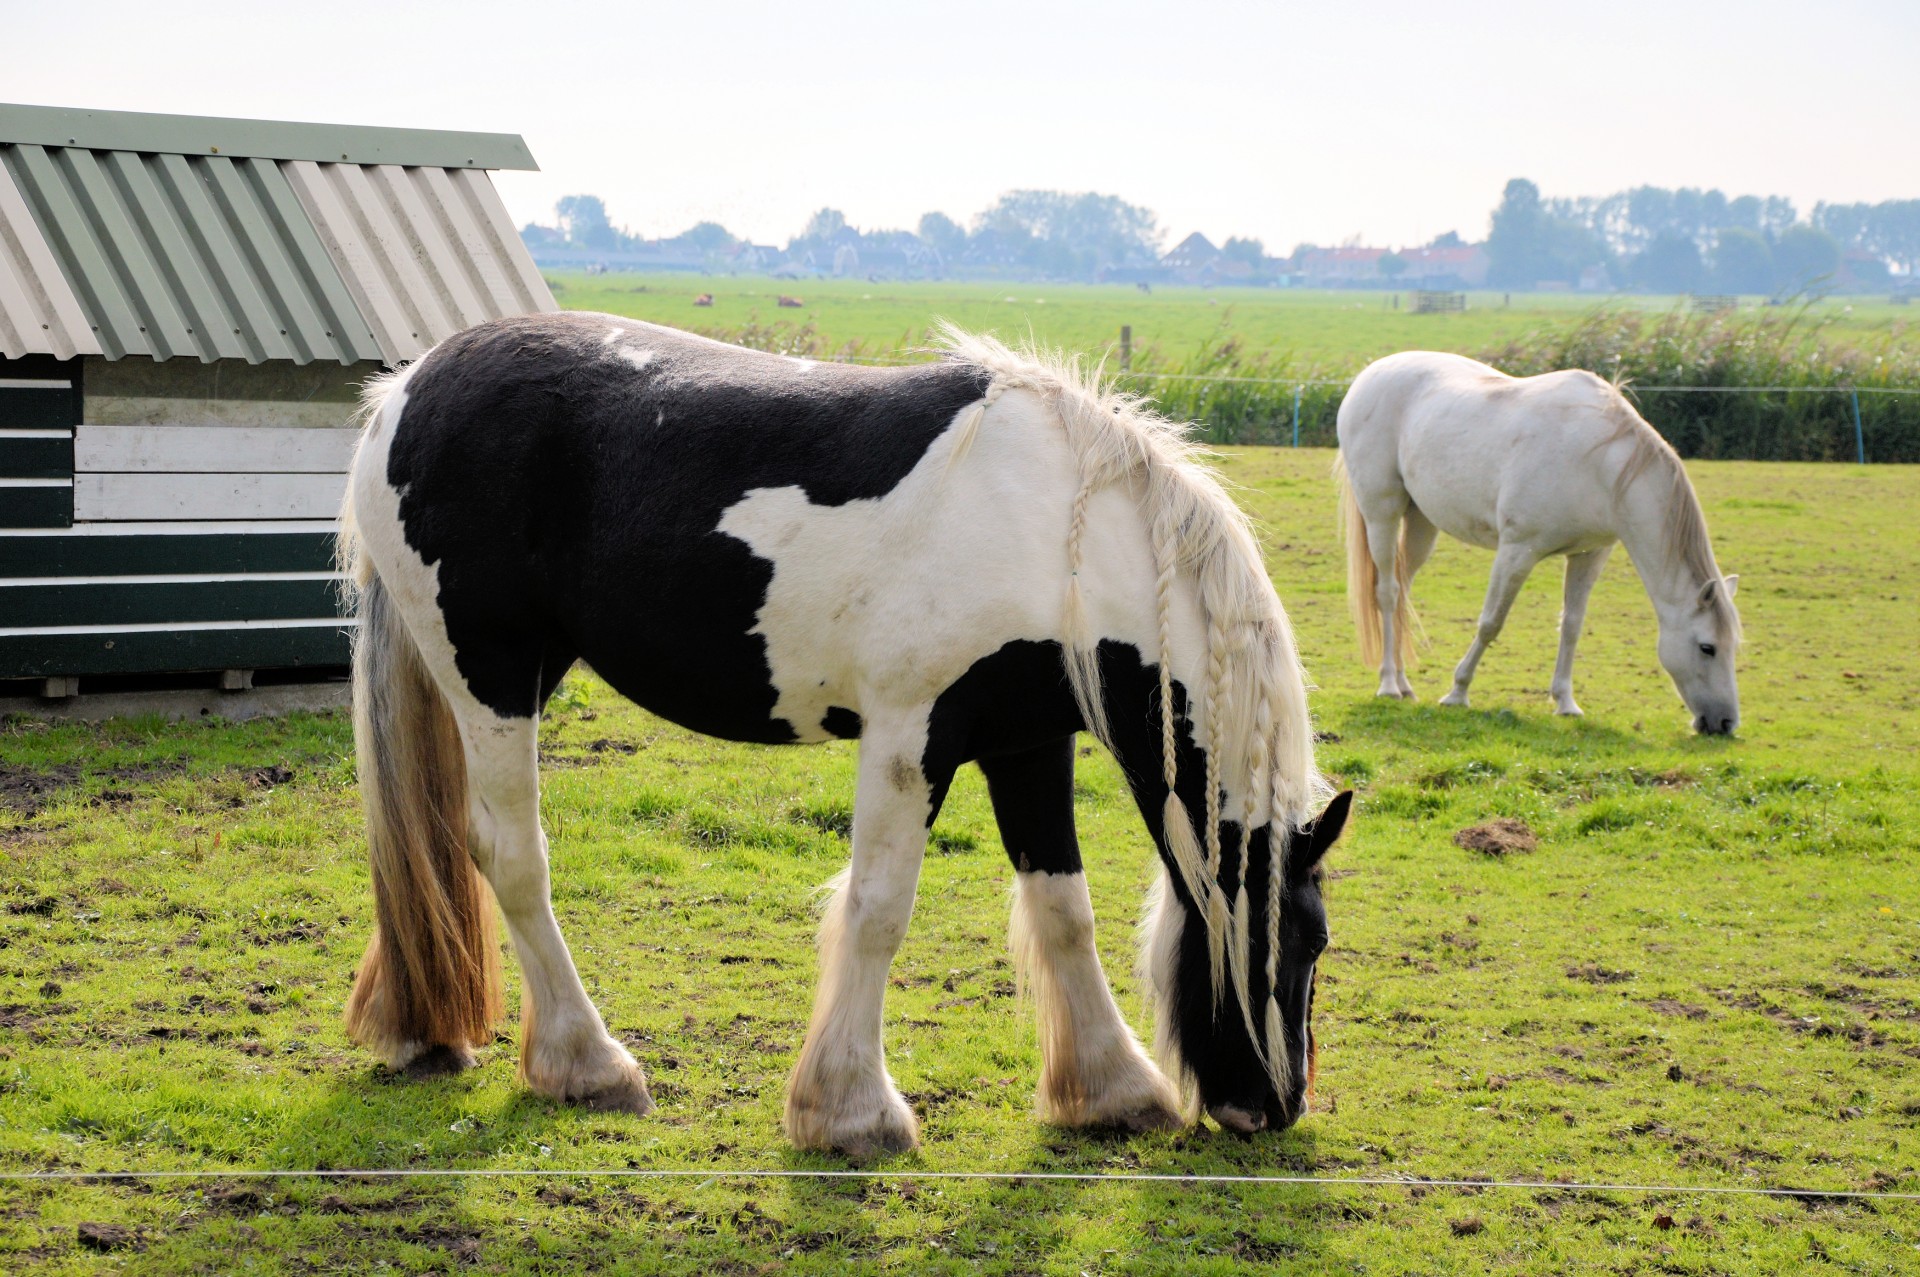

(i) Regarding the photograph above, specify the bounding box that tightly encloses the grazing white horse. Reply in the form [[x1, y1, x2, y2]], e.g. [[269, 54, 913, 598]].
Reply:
[[1335, 352, 1742, 734]]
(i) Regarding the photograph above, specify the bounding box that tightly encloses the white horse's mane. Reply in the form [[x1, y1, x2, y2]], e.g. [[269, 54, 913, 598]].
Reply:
[[938, 322, 1324, 1091], [1599, 394, 1742, 642]]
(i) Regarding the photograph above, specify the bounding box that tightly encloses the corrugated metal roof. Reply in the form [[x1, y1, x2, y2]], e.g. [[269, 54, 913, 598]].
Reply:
[[0, 160, 101, 360], [0, 103, 538, 171], [1, 144, 382, 364], [0, 104, 554, 366], [285, 162, 556, 365]]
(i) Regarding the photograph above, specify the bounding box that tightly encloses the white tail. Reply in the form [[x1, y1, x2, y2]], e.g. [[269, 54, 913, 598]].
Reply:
[[1336, 454, 1417, 671]]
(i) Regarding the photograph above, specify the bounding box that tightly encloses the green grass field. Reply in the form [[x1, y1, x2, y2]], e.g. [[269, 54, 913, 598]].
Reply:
[[3, 452, 1917, 1273], [547, 273, 1918, 372]]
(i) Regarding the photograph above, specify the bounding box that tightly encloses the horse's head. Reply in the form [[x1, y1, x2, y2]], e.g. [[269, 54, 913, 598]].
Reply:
[[1656, 575, 1741, 735], [1152, 790, 1351, 1133]]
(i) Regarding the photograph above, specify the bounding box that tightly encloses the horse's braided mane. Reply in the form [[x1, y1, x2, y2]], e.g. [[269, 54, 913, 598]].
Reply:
[[1597, 393, 1741, 642], [935, 322, 1326, 1098]]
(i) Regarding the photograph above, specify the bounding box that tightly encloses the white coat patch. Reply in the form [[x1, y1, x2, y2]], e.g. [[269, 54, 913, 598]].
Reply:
[[714, 395, 1175, 742]]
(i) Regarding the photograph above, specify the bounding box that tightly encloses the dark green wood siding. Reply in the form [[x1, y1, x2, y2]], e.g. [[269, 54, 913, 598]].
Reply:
[[0, 486, 74, 527], [0, 530, 336, 577], [0, 390, 77, 431], [0, 434, 74, 478], [0, 355, 83, 432], [2, 578, 343, 627], [1, 356, 80, 531], [0, 626, 350, 679]]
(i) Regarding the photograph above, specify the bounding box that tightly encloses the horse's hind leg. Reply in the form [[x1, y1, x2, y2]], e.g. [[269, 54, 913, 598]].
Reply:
[[786, 711, 938, 1156], [981, 738, 1182, 1131], [458, 699, 651, 1113], [1440, 540, 1541, 709], [1363, 508, 1413, 700], [1550, 546, 1613, 716], [1394, 507, 1440, 699]]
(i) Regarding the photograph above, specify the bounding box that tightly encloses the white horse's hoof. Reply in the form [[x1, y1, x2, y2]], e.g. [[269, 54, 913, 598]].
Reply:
[[1555, 705, 1584, 717], [523, 1034, 653, 1115], [1438, 690, 1471, 708], [575, 1068, 655, 1116], [785, 1076, 920, 1157], [793, 1101, 920, 1158]]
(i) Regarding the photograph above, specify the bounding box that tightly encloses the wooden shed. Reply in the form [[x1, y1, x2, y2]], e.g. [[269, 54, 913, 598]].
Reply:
[[0, 103, 555, 698]]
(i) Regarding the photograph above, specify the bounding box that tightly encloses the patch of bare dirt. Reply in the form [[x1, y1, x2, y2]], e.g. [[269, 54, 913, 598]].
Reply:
[[0, 764, 79, 816], [76, 1222, 143, 1253], [2, 759, 191, 815], [1567, 963, 1635, 985], [1647, 998, 1710, 1020], [1453, 819, 1537, 856]]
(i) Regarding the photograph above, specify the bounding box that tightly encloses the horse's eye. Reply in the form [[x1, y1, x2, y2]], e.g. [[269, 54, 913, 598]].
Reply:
[[1699, 643, 1716, 658]]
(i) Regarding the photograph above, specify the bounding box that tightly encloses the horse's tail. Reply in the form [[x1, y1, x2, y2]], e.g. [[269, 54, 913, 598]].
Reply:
[[1335, 454, 1417, 669], [340, 384, 502, 1066]]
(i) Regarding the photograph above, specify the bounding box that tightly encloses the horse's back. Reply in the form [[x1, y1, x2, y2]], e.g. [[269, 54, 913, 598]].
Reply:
[[1339, 351, 1629, 549], [350, 312, 994, 737]]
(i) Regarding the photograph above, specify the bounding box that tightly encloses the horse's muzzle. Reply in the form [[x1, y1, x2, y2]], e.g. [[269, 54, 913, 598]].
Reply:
[[1694, 714, 1737, 736]]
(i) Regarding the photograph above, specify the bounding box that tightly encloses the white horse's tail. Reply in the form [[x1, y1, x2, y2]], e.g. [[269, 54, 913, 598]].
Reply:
[[1335, 454, 1417, 670], [340, 381, 503, 1066]]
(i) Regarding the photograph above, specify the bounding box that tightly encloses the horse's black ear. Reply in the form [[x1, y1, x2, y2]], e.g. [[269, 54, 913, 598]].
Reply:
[[1295, 790, 1353, 872]]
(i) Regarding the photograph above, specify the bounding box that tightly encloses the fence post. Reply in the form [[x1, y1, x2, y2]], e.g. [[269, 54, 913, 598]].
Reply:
[[1850, 388, 1865, 464], [1119, 325, 1131, 373], [1291, 385, 1302, 447]]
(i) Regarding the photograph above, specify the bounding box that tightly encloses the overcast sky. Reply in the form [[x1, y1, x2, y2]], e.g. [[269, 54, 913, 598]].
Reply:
[[8, 0, 1915, 251]]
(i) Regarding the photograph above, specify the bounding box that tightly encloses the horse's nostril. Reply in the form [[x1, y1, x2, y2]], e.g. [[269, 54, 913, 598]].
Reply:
[[1720, 718, 1733, 734]]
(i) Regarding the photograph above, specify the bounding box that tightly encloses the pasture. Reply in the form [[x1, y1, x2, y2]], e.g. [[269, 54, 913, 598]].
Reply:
[[546, 273, 1918, 370], [2, 450, 1917, 1274]]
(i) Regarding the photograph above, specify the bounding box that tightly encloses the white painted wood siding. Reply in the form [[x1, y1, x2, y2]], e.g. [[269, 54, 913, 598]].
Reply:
[[76, 425, 359, 473], [74, 472, 347, 521]]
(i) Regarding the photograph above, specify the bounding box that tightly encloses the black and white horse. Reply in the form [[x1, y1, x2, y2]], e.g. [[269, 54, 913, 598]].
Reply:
[[339, 312, 1349, 1155]]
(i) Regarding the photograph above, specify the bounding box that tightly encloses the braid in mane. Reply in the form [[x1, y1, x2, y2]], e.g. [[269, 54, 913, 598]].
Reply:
[[933, 323, 1327, 1101]]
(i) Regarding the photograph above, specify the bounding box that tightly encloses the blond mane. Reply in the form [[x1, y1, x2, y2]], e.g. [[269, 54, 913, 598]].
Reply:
[[1598, 395, 1741, 643], [937, 323, 1325, 1095]]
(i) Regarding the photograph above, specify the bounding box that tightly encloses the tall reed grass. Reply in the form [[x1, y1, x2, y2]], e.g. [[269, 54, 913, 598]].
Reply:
[[697, 304, 1920, 462]]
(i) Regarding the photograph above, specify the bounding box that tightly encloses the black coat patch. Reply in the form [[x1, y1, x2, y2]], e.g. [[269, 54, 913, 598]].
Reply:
[[384, 313, 991, 730], [820, 706, 863, 739]]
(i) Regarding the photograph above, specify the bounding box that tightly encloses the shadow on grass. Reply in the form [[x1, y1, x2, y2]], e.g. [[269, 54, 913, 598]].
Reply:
[[772, 1119, 1335, 1271], [1324, 695, 1750, 766]]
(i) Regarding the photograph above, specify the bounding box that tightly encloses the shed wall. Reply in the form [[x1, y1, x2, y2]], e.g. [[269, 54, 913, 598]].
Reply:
[[1, 354, 357, 682]]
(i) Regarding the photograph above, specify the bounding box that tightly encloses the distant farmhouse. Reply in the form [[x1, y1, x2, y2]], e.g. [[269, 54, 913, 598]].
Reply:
[[1292, 245, 1492, 289]]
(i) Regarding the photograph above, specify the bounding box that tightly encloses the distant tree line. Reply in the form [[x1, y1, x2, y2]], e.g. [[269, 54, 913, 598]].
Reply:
[[1486, 179, 1919, 293], [522, 190, 1167, 278], [523, 183, 1917, 292]]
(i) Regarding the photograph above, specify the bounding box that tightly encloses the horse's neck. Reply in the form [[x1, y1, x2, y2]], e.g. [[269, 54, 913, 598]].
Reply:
[[1614, 469, 1712, 622]]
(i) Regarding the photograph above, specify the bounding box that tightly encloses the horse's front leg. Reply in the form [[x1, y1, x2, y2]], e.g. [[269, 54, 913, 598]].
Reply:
[[785, 712, 938, 1156], [1551, 546, 1613, 716], [1440, 541, 1540, 708], [982, 739, 1182, 1131]]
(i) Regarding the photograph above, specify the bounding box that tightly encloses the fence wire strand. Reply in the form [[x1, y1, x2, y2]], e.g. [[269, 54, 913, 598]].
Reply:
[[5, 1166, 1916, 1201]]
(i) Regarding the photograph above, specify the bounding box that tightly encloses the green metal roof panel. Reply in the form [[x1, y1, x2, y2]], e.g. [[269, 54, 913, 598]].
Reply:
[[1, 144, 382, 364], [0, 160, 102, 359], [0, 103, 538, 172], [285, 161, 556, 364]]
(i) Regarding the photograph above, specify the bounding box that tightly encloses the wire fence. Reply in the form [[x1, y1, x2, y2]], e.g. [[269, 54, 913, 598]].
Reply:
[[776, 352, 1911, 463], [7, 1166, 1918, 1202], [1106, 374, 1901, 461]]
